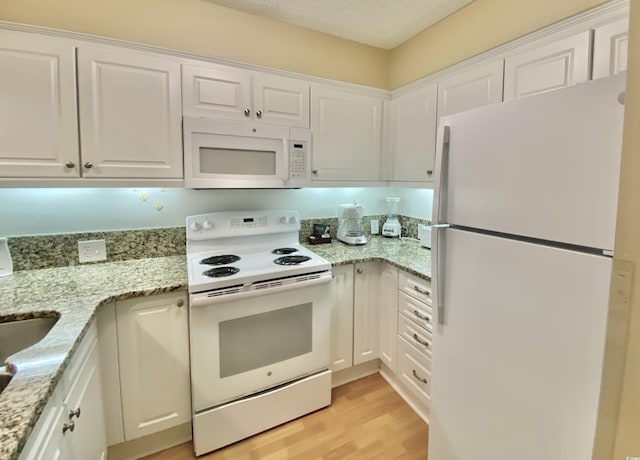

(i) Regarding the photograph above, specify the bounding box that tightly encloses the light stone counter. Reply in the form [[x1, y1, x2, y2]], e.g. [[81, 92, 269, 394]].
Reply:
[[0, 236, 429, 460], [304, 236, 431, 280], [0, 256, 187, 460]]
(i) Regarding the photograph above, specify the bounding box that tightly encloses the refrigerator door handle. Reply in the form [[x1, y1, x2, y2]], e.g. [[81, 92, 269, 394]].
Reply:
[[432, 124, 451, 326]]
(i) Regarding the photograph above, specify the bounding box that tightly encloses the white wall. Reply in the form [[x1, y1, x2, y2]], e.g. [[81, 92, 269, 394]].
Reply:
[[0, 187, 433, 236]]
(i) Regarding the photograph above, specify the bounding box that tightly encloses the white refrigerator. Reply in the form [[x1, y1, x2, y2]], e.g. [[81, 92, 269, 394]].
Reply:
[[429, 73, 626, 460]]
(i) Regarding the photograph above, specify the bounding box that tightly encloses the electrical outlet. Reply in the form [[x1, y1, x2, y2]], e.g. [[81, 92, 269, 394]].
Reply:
[[78, 239, 107, 263]]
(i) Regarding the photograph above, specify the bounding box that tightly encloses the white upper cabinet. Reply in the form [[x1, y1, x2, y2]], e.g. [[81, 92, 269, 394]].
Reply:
[[437, 60, 504, 118], [311, 85, 383, 182], [592, 17, 629, 80], [251, 72, 310, 127], [0, 29, 79, 178], [182, 63, 310, 127], [390, 83, 438, 182], [182, 63, 251, 121], [77, 44, 183, 178], [503, 31, 591, 101]]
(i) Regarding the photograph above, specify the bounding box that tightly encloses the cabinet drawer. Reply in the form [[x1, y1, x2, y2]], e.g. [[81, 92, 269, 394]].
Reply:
[[398, 271, 432, 305], [398, 291, 433, 333], [397, 337, 431, 407], [398, 314, 432, 360]]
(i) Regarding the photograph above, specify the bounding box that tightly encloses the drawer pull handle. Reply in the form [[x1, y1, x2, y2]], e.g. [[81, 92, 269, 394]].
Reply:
[[413, 333, 430, 348], [414, 285, 430, 296], [414, 310, 430, 322], [68, 408, 81, 420], [62, 421, 75, 435], [412, 369, 428, 384]]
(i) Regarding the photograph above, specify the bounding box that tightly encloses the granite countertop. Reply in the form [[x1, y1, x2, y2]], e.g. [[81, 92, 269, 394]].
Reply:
[[0, 256, 188, 460], [0, 236, 429, 460], [304, 236, 431, 280]]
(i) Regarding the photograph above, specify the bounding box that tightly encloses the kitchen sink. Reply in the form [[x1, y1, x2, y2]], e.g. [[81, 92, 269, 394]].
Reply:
[[0, 316, 59, 363], [0, 371, 12, 394]]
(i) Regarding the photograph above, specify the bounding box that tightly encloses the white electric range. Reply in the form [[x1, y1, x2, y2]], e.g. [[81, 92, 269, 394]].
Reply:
[[185, 210, 333, 456]]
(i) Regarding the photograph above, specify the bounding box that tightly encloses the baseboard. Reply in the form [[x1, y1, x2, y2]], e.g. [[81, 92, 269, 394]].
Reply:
[[331, 360, 380, 387], [106, 422, 192, 460], [379, 363, 430, 424]]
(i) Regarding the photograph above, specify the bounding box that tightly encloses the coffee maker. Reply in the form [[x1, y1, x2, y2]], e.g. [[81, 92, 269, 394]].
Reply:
[[337, 203, 367, 245]]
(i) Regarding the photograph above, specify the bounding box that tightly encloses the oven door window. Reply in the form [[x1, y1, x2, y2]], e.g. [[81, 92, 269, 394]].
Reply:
[[219, 303, 312, 378]]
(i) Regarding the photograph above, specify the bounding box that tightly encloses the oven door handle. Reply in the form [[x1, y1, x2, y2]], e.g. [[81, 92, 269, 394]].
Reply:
[[189, 271, 333, 307]]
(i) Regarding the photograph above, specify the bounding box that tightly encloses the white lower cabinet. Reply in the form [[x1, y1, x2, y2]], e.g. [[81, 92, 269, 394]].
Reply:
[[19, 323, 107, 460], [395, 271, 433, 415], [98, 291, 191, 444], [330, 264, 355, 372], [330, 262, 387, 373], [378, 264, 399, 372], [353, 262, 381, 365]]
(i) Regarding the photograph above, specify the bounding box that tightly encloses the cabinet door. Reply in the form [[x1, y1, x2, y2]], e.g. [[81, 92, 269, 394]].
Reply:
[[0, 29, 79, 178], [592, 18, 629, 80], [390, 83, 438, 182], [311, 85, 383, 181], [96, 302, 124, 446], [116, 292, 191, 440], [181, 63, 252, 120], [19, 388, 67, 460], [77, 44, 183, 178], [252, 72, 310, 128], [63, 336, 107, 460], [437, 60, 504, 118], [379, 264, 398, 372], [503, 31, 591, 101], [330, 264, 354, 372], [353, 262, 380, 365]]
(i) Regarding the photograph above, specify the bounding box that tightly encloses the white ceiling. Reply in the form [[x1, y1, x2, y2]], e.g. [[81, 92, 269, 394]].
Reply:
[[205, 0, 475, 50]]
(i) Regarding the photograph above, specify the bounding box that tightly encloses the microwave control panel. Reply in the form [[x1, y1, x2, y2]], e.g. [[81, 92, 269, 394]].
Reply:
[[289, 141, 308, 180]]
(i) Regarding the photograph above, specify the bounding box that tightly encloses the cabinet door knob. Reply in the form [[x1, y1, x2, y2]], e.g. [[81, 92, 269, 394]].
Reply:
[[256, 110, 263, 118], [177, 299, 184, 307], [357, 268, 363, 274], [68, 408, 81, 420], [244, 109, 250, 117], [312, 170, 318, 176], [65, 161, 76, 169], [62, 421, 75, 435], [426, 170, 433, 176], [84, 162, 93, 169]]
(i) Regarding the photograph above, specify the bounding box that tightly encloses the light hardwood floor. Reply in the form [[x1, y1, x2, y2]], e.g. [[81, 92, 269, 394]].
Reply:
[[142, 373, 428, 459]]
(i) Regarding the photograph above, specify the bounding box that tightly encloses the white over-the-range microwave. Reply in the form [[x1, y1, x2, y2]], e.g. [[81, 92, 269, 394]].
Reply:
[[183, 116, 312, 189]]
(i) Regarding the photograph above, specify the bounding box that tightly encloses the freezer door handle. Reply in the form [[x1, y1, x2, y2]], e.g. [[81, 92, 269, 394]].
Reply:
[[432, 125, 451, 326]]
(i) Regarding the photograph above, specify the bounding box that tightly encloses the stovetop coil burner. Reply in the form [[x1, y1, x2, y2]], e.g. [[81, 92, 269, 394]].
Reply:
[[271, 247, 299, 255], [201, 254, 241, 265], [274, 255, 312, 266], [203, 266, 240, 278]]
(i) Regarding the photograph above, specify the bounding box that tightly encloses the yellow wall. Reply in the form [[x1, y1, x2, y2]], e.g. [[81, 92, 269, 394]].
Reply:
[[0, 0, 389, 88], [390, 0, 609, 88], [0, 0, 614, 90], [612, 2, 640, 457]]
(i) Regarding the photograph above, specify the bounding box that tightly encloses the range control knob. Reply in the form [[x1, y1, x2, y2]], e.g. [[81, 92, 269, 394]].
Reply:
[[280, 216, 290, 224], [289, 216, 297, 224], [190, 221, 202, 231], [202, 220, 214, 230]]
